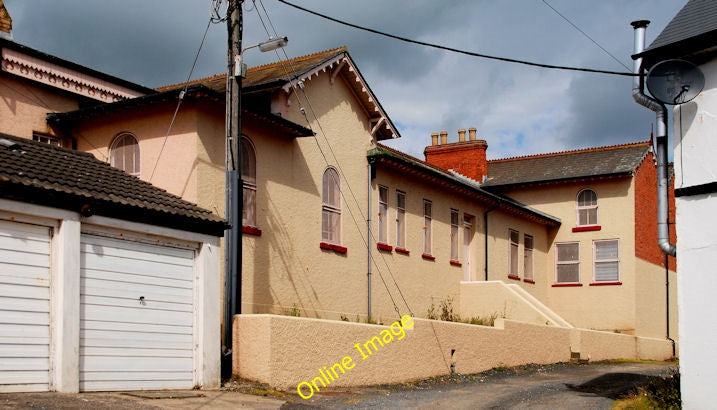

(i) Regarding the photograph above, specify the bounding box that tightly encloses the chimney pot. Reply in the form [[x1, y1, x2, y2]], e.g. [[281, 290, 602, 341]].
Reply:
[[468, 127, 477, 141], [458, 128, 466, 142], [431, 132, 439, 146], [440, 131, 448, 145]]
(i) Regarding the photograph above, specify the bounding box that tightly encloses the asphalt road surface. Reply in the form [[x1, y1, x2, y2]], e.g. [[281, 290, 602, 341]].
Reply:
[[281, 361, 676, 409]]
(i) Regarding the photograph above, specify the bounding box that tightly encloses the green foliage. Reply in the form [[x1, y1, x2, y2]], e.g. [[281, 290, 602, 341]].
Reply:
[[286, 303, 301, 317], [426, 296, 502, 326], [613, 368, 681, 410]]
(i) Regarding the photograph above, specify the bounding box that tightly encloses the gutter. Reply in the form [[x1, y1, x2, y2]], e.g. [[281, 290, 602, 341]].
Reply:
[[630, 20, 676, 257]]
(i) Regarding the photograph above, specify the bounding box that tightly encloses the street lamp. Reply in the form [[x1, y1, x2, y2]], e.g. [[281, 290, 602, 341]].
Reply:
[[235, 37, 289, 77]]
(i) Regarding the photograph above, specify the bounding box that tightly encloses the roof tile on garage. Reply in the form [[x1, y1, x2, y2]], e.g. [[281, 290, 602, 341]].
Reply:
[[0, 133, 226, 236]]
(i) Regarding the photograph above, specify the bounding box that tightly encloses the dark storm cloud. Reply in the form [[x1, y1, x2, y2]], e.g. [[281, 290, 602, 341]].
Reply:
[[3, 0, 688, 157]]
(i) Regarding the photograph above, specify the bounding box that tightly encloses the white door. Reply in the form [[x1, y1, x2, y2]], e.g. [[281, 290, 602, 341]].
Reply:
[[0, 220, 51, 392], [80, 234, 196, 391], [463, 219, 473, 281]]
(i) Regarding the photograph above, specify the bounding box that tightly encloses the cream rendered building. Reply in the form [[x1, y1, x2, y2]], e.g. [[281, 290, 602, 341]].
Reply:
[[2, 9, 676, 348]]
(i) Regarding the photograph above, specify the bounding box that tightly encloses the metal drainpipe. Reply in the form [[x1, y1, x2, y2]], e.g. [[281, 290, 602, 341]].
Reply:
[[484, 204, 499, 281], [666, 254, 676, 356], [367, 159, 374, 320], [631, 20, 676, 257]]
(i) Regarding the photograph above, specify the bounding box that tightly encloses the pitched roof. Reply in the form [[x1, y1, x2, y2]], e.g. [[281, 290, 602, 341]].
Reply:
[[0, 133, 226, 236], [482, 141, 651, 188], [369, 144, 560, 227], [635, 0, 717, 66], [160, 47, 349, 93], [47, 85, 314, 138], [159, 47, 400, 141]]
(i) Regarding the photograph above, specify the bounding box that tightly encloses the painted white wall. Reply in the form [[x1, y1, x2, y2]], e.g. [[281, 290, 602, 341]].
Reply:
[[673, 58, 717, 408]]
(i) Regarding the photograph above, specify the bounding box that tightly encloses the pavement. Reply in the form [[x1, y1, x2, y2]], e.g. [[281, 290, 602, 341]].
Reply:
[[0, 361, 677, 409], [0, 389, 285, 410]]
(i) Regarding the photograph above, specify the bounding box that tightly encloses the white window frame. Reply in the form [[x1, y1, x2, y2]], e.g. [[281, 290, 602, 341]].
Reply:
[[396, 190, 406, 249], [450, 209, 459, 261], [509, 229, 519, 277], [32, 132, 61, 147], [423, 200, 432, 255], [593, 239, 620, 282], [555, 242, 580, 283], [109, 132, 140, 177], [576, 189, 598, 226], [524, 234, 534, 281], [241, 136, 257, 228], [322, 167, 342, 245]]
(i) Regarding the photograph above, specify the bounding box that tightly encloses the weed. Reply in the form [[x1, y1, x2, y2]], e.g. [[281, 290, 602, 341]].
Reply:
[[286, 303, 301, 317], [340, 314, 349, 322]]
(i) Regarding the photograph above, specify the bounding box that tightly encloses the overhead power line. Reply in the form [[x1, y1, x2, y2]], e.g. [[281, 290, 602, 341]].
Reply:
[[540, 0, 631, 72], [277, 0, 637, 77]]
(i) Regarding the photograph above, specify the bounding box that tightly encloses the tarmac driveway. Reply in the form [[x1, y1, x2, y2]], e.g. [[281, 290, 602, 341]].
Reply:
[[0, 361, 675, 409]]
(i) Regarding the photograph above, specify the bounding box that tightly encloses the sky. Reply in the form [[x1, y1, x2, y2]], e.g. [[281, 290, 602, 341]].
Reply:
[[4, 0, 684, 159]]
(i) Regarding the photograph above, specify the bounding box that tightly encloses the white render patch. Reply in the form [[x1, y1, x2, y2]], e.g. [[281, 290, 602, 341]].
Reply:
[[79, 234, 195, 391], [1, 47, 146, 102], [0, 219, 51, 393]]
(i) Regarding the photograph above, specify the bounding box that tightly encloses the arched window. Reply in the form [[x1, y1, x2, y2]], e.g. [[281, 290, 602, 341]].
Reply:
[[576, 189, 598, 226], [322, 167, 341, 244], [109, 132, 140, 177], [241, 136, 257, 227]]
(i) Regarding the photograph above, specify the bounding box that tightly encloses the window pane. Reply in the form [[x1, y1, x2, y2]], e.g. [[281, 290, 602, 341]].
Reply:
[[424, 201, 432, 217], [524, 235, 534, 250], [596, 240, 618, 260], [595, 262, 619, 281], [243, 185, 256, 226], [524, 248, 533, 279], [578, 189, 597, 206], [397, 191, 405, 209], [510, 243, 518, 275], [510, 230, 519, 244], [241, 138, 256, 183], [557, 243, 579, 262], [424, 217, 432, 254], [557, 264, 579, 283]]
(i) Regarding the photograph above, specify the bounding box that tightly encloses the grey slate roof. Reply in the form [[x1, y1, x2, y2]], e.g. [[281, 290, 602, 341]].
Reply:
[[482, 141, 651, 189], [0, 134, 226, 236], [636, 0, 717, 66], [369, 144, 561, 227], [648, 0, 717, 50]]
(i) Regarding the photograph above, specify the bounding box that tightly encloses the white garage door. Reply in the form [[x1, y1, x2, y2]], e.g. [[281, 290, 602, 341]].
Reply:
[[0, 220, 51, 393], [80, 234, 196, 391]]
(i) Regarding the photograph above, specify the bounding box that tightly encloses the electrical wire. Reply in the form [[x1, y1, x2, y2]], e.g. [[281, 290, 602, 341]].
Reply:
[[256, 0, 414, 317], [149, 11, 215, 182], [277, 0, 637, 77], [541, 0, 631, 72]]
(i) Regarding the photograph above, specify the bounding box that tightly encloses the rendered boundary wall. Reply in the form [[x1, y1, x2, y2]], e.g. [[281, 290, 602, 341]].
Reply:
[[233, 314, 672, 390]]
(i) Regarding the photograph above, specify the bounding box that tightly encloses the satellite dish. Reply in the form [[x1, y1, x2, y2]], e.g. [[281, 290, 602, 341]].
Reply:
[[646, 59, 705, 105]]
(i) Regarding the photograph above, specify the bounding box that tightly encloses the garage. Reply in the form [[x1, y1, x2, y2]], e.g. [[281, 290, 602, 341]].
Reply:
[[1, 135, 224, 392], [79, 233, 197, 392], [0, 219, 52, 393]]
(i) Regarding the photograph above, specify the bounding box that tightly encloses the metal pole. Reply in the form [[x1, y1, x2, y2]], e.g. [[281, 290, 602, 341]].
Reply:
[[223, 0, 243, 379]]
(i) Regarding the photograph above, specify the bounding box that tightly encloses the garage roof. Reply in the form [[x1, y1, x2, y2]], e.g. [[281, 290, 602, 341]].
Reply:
[[0, 134, 227, 236]]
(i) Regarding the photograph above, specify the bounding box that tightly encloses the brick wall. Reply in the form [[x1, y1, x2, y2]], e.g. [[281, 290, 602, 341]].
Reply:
[[634, 151, 677, 270], [424, 140, 488, 182]]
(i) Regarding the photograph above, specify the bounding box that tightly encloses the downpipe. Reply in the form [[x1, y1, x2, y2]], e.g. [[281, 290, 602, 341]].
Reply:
[[631, 20, 676, 257]]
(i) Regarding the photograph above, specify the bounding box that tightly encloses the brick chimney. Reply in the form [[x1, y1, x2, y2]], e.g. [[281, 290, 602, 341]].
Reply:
[[424, 127, 488, 182], [0, 0, 12, 40]]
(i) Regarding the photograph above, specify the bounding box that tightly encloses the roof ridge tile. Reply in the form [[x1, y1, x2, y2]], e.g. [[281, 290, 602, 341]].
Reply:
[[488, 140, 651, 163]]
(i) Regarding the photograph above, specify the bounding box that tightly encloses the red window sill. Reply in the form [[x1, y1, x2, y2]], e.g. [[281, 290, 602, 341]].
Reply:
[[572, 225, 601, 232], [523, 279, 535, 284], [508, 274, 521, 281], [242, 226, 262, 236], [552, 283, 583, 287], [450, 260, 462, 267], [320, 242, 348, 254], [422, 253, 436, 261], [590, 281, 622, 286], [376, 242, 393, 252], [395, 247, 410, 255]]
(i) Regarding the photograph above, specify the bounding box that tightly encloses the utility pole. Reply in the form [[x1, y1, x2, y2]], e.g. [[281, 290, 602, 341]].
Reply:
[[223, 0, 243, 378]]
